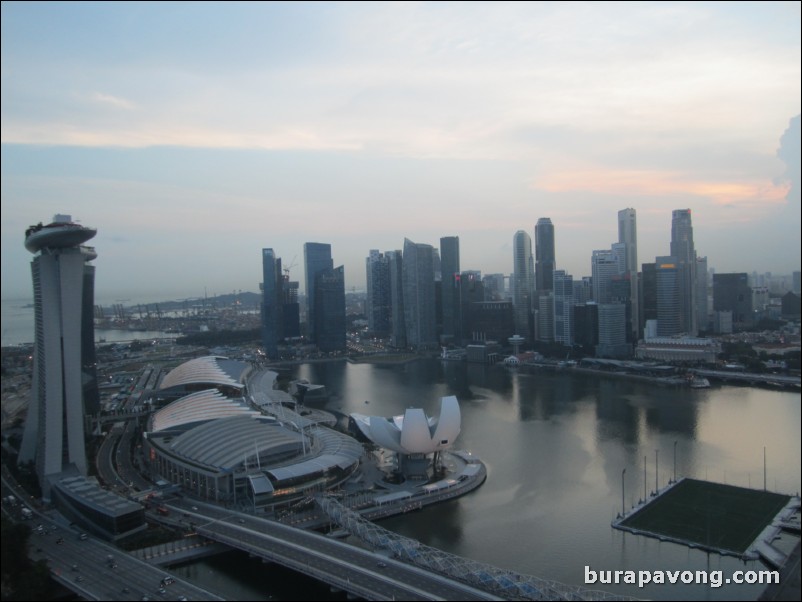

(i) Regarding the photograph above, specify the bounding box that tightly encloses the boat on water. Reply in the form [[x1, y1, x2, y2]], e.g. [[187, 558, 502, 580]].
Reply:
[[689, 376, 711, 389]]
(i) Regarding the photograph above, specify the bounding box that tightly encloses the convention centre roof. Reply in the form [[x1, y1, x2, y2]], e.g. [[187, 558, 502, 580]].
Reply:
[[159, 356, 247, 391], [167, 415, 303, 472], [151, 388, 260, 432]]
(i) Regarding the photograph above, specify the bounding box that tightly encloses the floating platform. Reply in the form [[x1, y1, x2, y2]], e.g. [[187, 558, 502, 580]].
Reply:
[[612, 478, 799, 562]]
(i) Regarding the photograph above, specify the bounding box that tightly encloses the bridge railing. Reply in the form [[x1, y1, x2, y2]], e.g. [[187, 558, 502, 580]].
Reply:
[[316, 494, 639, 602]]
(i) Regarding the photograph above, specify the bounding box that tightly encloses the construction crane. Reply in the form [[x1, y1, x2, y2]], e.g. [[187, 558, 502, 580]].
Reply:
[[283, 255, 298, 279]]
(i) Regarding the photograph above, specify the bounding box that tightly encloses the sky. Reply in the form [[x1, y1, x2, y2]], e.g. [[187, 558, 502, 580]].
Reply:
[[2, 1, 800, 302]]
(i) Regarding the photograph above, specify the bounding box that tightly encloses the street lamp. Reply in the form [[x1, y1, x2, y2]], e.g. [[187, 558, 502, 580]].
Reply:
[[643, 455, 647, 502], [655, 449, 659, 494], [673, 440, 677, 483], [621, 468, 626, 516]]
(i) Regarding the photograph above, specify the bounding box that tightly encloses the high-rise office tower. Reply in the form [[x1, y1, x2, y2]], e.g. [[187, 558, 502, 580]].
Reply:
[[535, 218, 556, 294], [573, 302, 599, 350], [282, 276, 300, 339], [512, 230, 534, 339], [366, 250, 391, 336], [670, 209, 698, 335], [696, 256, 709, 333], [457, 271, 484, 342], [402, 238, 437, 349], [617, 208, 639, 341], [440, 236, 460, 341], [597, 304, 629, 358], [314, 265, 346, 352], [261, 248, 283, 357], [640, 262, 657, 334], [482, 273, 506, 301], [537, 293, 554, 342], [713, 273, 753, 328], [573, 277, 593, 304], [304, 242, 333, 343], [468, 300, 515, 343], [553, 270, 573, 345], [387, 250, 406, 348], [591, 249, 619, 304], [655, 256, 681, 336], [19, 215, 98, 498]]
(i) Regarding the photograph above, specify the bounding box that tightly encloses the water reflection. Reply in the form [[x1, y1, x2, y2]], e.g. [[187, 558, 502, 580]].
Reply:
[[290, 358, 799, 600]]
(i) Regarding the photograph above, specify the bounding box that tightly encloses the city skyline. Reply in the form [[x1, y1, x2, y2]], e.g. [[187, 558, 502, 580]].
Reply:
[[2, 2, 800, 301]]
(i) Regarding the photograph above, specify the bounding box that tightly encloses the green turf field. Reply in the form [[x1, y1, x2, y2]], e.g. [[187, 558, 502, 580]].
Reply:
[[619, 478, 791, 554]]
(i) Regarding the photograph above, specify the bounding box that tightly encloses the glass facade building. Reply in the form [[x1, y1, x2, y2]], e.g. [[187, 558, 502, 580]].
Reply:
[[304, 242, 333, 343], [535, 217, 555, 294]]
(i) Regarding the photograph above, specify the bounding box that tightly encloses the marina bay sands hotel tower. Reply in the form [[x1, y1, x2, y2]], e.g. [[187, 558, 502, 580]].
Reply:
[[19, 215, 98, 498]]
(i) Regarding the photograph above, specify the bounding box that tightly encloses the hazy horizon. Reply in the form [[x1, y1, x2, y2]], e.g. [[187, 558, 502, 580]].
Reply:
[[2, 2, 800, 301]]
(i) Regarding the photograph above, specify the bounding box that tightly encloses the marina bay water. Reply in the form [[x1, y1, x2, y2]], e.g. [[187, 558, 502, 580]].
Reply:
[[175, 359, 800, 601]]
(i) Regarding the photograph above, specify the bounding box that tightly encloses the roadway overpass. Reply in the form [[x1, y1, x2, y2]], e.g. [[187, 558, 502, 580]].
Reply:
[[693, 369, 801, 388], [178, 503, 500, 601]]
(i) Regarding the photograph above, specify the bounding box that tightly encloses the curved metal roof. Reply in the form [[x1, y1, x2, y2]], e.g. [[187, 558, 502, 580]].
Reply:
[[151, 388, 260, 432], [266, 427, 363, 481], [168, 415, 304, 471], [159, 356, 246, 391], [351, 395, 461, 454]]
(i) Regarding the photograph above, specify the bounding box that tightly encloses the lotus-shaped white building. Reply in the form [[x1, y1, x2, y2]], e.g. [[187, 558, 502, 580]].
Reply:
[[350, 395, 461, 455]]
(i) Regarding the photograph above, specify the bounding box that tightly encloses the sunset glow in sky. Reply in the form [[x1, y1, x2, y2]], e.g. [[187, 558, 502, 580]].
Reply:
[[2, 1, 800, 301]]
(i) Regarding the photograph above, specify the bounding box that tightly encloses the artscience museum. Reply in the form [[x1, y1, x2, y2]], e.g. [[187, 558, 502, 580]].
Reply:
[[350, 395, 461, 478]]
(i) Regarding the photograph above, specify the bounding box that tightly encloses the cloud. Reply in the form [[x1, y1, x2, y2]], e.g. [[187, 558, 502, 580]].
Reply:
[[2, 3, 798, 161], [90, 92, 137, 110], [776, 114, 801, 205], [533, 168, 788, 211]]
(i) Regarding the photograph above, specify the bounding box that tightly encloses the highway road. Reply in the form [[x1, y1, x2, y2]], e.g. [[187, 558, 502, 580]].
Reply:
[[175, 503, 500, 601], [2, 470, 222, 602]]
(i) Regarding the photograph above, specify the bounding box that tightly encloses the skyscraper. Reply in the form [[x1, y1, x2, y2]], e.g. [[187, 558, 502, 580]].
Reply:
[[402, 238, 437, 349], [640, 262, 658, 333], [19, 215, 97, 498], [573, 302, 599, 350], [573, 277, 593, 304], [591, 249, 619, 304], [617, 208, 639, 341], [656, 256, 680, 336], [304, 242, 333, 343], [537, 293, 554, 342], [670, 209, 698, 335], [456, 270, 483, 343], [482, 273, 506, 301], [387, 250, 406, 348], [713, 273, 753, 328], [261, 248, 282, 357], [512, 230, 534, 339], [365, 250, 391, 336], [553, 270, 573, 346], [535, 217, 555, 294], [696, 256, 709, 333], [314, 265, 346, 352], [281, 276, 300, 340], [597, 304, 629, 358], [440, 236, 460, 341]]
